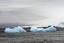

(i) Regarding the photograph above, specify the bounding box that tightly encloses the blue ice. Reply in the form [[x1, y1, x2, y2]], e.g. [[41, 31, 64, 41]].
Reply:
[[4, 26, 27, 34], [30, 26, 56, 32], [30, 26, 44, 32], [46, 26, 56, 32]]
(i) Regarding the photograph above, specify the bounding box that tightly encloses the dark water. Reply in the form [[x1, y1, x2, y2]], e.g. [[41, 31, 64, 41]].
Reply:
[[0, 31, 64, 43], [0, 23, 34, 28]]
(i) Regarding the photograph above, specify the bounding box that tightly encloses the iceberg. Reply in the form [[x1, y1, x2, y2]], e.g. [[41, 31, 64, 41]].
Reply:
[[58, 22, 64, 28], [14, 26, 27, 32], [4, 26, 27, 34], [42, 29, 48, 32], [30, 26, 56, 32], [4, 28, 20, 34], [46, 26, 56, 32], [30, 26, 44, 32]]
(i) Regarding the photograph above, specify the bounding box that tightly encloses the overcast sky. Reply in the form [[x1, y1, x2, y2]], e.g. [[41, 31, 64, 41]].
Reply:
[[0, 0, 64, 27]]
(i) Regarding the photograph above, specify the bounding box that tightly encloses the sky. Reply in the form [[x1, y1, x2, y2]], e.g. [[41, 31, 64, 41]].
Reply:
[[0, 0, 64, 27]]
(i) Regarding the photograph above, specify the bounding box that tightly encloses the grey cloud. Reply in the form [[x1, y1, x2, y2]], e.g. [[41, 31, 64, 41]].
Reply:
[[0, 0, 64, 27], [0, 0, 64, 6], [0, 7, 48, 24]]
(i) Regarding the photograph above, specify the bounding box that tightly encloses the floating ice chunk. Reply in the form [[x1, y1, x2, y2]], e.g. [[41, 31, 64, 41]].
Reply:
[[42, 29, 48, 32], [13, 26, 27, 32], [30, 26, 56, 32], [58, 23, 64, 28], [4, 28, 20, 34], [34, 28, 44, 32], [30, 26, 44, 32], [30, 26, 37, 32], [46, 26, 56, 32], [4, 26, 27, 34]]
